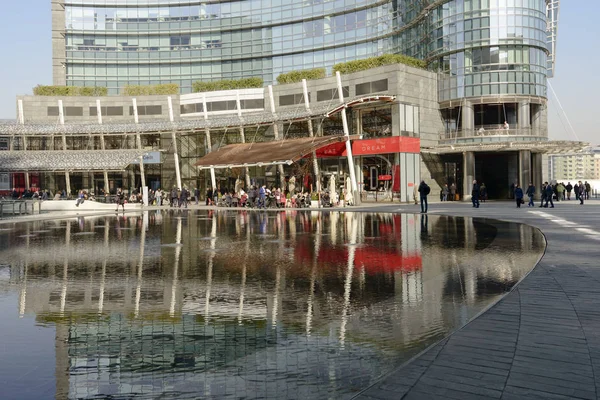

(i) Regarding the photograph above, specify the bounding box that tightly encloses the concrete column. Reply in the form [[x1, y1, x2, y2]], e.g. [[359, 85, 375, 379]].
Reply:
[[531, 104, 542, 137], [65, 171, 71, 197], [301, 80, 321, 192], [335, 72, 359, 205], [168, 96, 183, 190], [201, 94, 216, 192], [235, 93, 251, 189], [532, 152, 543, 199], [97, 99, 110, 195], [267, 85, 286, 190], [518, 101, 530, 131], [17, 99, 24, 125], [518, 150, 531, 188], [136, 134, 146, 191], [461, 100, 474, 137], [462, 151, 475, 201]]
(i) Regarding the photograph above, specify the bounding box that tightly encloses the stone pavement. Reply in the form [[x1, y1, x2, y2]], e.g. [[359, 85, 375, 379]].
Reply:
[[4, 199, 600, 399], [352, 199, 600, 400]]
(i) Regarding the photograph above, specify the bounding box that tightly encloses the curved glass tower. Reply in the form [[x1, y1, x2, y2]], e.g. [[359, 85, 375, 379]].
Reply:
[[52, 0, 554, 131], [53, 0, 398, 94]]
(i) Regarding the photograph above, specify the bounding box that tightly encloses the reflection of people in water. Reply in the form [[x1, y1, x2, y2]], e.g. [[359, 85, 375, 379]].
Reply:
[[420, 213, 428, 238]]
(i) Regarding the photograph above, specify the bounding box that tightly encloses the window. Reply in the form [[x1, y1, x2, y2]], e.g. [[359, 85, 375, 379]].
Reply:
[[356, 79, 388, 96], [278, 93, 309, 106], [316, 87, 349, 102], [180, 103, 203, 114], [129, 105, 163, 116], [90, 106, 124, 116], [47, 107, 60, 116], [241, 99, 264, 109]]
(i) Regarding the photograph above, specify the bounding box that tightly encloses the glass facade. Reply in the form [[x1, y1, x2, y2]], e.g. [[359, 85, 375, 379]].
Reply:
[[57, 0, 553, 105]]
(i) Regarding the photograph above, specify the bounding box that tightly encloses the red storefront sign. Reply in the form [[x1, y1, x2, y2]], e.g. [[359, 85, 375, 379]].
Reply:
[[378, 175, 392, 181], [352, 136, 420, 155], [314, 136, 420, 158]]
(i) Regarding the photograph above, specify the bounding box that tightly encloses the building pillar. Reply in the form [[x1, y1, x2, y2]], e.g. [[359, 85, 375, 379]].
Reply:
[[518, 101, 530, 131], [298, 79, 321, 192], [168, 96, 183, 190], [518, 150, 531, 188], [267, 85, 287, 191], [335, 71, 359, 205], [236, 92, 252, 189], [461, 100, 474, 137], [201, 94, 216, 192], [462, 151, 475, 201], [532, 152, 543, 199], [531, 104, 542, 137]]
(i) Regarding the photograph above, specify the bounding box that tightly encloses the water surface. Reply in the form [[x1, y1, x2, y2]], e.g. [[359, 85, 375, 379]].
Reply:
[[0, 210, 544, 399]]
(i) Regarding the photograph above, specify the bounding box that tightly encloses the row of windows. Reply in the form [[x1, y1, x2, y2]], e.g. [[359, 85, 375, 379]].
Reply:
[[64, 0, 375, 31], [180, 99, 264, 114], [439, 83, 546, 102], [46, 105, 163, 117]]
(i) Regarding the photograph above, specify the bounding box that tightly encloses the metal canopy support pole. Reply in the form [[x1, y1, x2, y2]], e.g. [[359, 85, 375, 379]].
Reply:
[[97, 99, 110, 195], [168, 96, 182, 190], [335, 71, 359, 205], [132, 98, 145, 193], [58, 99, 71, 196], [17, 99, 30, 190], [267, 85, 286, 190], [301, 80, 321, 192], [236, 92, 251, 189], [202, 94, 216, 192]]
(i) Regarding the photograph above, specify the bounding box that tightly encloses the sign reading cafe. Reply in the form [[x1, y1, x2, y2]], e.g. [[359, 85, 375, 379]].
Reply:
[[132, 151, 162, 165]]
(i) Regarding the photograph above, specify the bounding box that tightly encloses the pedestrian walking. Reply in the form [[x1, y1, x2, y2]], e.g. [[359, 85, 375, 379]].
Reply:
[[566, 182, 573, 200], [115, 188, 125, 212], [194, 187, 200, 205], [442, 184, 449, 201], [526, 183, 535, 207], [450, 183, 457, 201], [543, 182, 554, 208], [579, 181, 585, 205], [515, 184, 524, 208], [418, 180, 430, 213], [471, 180, 480, 208]]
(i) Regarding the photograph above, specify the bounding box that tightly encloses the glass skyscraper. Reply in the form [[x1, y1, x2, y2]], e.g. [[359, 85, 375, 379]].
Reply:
[[52, 1, 557, 101]]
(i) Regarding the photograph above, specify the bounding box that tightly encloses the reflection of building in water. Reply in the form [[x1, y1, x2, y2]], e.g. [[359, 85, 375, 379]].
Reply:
[[0, 210, 544, 398]]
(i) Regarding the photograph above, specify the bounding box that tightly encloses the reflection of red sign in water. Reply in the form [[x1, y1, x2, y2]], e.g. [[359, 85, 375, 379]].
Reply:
[[313, 246, 422, 274], [378, 175, 392, 181]]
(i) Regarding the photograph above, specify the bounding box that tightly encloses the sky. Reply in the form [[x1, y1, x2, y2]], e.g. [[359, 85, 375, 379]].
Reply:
[[0, 1, 596, 145]]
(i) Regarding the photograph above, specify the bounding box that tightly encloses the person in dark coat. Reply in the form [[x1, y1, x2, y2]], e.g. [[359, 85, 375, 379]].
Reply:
[[543, 182, 554, 208], [417, 180, 430, 213], [170, 187, 178, 207], [206, 187, 213, 206], [574, 183, 580, 201], [566, 182, 573, 200], [471, 180, 480, 208], [526, 183, 535, 207], [515, 184, 524, 208], [578, 181, 585, 205]]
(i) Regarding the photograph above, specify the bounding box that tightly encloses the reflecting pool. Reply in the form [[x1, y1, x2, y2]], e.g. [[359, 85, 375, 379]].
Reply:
[[0, 210, 544, 399]]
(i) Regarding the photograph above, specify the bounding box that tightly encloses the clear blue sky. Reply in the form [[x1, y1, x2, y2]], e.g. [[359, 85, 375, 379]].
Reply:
[[0, 1, 596, 144]]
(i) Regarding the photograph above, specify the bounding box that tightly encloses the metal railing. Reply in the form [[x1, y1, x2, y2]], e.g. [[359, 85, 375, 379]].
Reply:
[[439, 127, 543, 142], [0, 200, 41, 219]]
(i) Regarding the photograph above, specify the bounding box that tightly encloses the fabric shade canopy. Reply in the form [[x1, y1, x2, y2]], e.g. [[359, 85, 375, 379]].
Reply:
[[0, 149, 151, 172], [194, 135, 357, 170]]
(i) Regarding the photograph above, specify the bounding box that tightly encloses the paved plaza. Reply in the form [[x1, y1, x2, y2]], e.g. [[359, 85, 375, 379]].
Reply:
[[353, 199, 600, 400], [3, 199, 600, 399]]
